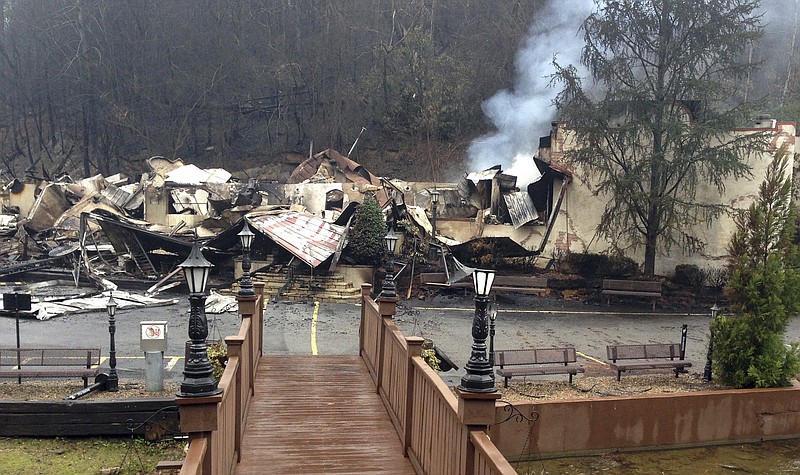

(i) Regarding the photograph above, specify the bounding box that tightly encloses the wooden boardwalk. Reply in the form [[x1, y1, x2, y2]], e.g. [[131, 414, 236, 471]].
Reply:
[[236, 355, 416, 474]]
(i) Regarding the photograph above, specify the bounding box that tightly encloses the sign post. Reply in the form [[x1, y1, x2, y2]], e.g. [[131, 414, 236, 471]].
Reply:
[[3, 293, 32, 384], [140, 321, 168, 392]]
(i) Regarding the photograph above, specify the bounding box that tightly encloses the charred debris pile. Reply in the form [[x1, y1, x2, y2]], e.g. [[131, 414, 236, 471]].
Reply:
[[0, 149, 556, 314]]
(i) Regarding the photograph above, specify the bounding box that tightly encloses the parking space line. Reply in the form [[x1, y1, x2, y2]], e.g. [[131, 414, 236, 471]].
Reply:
[[95, 355, 184, 371], [577, 351, 607, 365], [166, 357, 180, 371], [311, 301, 320, 355]]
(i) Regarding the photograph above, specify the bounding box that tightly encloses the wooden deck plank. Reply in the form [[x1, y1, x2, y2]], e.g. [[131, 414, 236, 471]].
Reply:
[[237, 355, 416, 474]]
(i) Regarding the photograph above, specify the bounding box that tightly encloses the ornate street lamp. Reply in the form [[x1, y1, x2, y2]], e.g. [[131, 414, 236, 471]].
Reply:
[[380, 229, 399, 299], [458, 268, 497, 393], [429, 190, 440, 261], [238, 220, 255, 298], [106, 292, 119, 392], [703, 303, 720, 382], [177, 239, 222, 397]]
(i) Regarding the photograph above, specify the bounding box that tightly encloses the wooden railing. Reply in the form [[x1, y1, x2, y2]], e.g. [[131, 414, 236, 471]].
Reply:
[[177, 283, 265, 475], [359, 284, 517, 475]]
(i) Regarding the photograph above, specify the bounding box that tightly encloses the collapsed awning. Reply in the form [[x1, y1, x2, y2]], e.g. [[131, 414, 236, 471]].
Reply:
[[248, 211, 345, 268]]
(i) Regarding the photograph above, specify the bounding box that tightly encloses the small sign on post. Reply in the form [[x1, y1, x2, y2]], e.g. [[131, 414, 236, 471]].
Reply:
[[140, 321, 168, 391], [140, 321, 168, 353], [4, 293, 32, 384]]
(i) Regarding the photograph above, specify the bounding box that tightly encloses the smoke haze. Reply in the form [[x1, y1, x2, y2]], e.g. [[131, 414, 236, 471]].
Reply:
[[466, 0, 595, 187]]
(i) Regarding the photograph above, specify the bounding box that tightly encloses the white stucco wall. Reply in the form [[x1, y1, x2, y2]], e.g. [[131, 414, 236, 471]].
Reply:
[[543, 121, 797, 276]]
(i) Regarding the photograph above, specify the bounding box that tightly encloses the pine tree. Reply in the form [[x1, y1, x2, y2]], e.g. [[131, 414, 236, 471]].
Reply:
[[343, 196, 388, 266], [713, 148, 800, 388], [553, 0, 767, 276]]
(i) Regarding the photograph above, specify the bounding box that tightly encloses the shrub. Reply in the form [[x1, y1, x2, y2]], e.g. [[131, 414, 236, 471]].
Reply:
[[673, 264, 705, 286], [207, 341, 228, 381], [342, 196, 388, 265], [704, 266, 730, 291], [562, 252, 638, 278], [607, 254, 639, 278], [713, 150, 800, 388], [674, 264, 706, 296]]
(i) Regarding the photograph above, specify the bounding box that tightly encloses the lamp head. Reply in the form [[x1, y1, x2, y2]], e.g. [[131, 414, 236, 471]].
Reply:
[[472, 269, 495, 298], [384, 229, 398, 255], [430, 189, 440, 205], [106, 293, 117, 318], [179, 239, 214, 294], [238, 220, 255, 251]]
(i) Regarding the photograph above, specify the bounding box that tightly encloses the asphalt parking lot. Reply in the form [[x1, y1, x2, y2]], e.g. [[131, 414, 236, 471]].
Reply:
[[4, 288, 800, 388]]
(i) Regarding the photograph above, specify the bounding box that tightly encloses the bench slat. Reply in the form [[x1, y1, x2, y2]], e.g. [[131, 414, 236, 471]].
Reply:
[[602, 280, 662, 292], [602, 290, 662, 298]]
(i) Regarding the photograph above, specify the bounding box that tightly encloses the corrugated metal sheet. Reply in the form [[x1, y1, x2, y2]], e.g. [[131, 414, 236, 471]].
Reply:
[[503, 191, 538, 229], [466, 166, 502, 184], [249, 211, 345, 268]]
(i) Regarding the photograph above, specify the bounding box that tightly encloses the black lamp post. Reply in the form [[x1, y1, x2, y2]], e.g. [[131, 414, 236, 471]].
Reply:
[[703, 303, 719, 382], [430, 190, 440, 236], [488, 305, 497, 375], [380, 229, 398, 299], [429, 190, 440, 261], [458, 269, 497, 393], [106, 293, 119, 392], [238, 220, 255, 298], [178, 240, 222, 397]]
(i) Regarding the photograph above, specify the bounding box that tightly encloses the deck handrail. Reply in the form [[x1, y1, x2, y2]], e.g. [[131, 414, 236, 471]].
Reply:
[[359, 283, 517, 475], [178, 283, 265, 475]]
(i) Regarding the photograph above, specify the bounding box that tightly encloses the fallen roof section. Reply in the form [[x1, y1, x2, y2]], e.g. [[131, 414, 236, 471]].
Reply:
[[248, 211, 346, 268], [288, 149, 381, 186]]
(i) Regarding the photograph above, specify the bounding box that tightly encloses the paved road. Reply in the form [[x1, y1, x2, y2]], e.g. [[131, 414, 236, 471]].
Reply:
[[264, 292, 800, 387], [4, 288, 800, 389]]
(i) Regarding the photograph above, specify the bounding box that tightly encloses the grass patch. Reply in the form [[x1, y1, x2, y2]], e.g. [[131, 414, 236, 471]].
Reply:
[[0, 437, 185, 475]]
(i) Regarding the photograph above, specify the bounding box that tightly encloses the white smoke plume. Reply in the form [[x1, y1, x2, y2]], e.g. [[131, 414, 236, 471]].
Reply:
[[467, 0, 595, 187]]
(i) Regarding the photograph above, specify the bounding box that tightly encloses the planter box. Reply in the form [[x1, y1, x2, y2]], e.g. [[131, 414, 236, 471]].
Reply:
[[490, 381, 800, 460], [0, 398, 179, 439]]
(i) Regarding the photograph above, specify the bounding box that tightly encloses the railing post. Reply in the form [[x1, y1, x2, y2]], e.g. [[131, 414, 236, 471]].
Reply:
[[456, 389, 501, 475], [404, 337, 425, 456], [176, 393, 223, 475], [253, 283, 265, 360], [359, 284, 372, 356], [375, 294, 398, 395], [225, 336, 244, 463]]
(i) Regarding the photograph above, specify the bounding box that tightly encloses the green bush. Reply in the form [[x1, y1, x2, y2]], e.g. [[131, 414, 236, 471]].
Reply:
[[713, 151, 800, 388], [562, 252, 638, 278], [342, 196, 388, 265], [673, 264, 705, 287], [705, 266, 730, 291]]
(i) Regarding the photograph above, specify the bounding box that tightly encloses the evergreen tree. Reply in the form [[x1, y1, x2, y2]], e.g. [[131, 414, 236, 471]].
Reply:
[[713, 148, 800, 388], [554, 0, 767, 276], [343, 196, 388, 266]]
